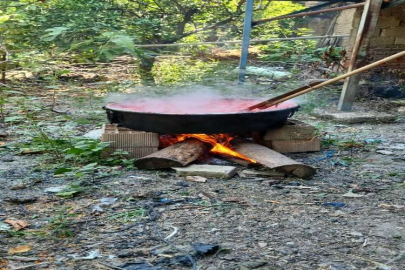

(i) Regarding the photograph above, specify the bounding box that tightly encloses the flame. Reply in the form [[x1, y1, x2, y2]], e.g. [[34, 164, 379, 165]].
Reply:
[[160, 134, 257, 163]]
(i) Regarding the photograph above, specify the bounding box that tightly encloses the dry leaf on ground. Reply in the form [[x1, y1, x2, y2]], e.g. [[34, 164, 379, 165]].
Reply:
[[5, 219, 30, 231], [8, 245, 32, 255]]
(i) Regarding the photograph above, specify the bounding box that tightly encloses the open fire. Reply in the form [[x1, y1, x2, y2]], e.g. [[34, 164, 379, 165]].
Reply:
[[160, 134, 257, 163]]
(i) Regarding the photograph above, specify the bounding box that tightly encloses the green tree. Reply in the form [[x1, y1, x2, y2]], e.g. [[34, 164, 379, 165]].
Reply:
[[0, 0, 306, 68]]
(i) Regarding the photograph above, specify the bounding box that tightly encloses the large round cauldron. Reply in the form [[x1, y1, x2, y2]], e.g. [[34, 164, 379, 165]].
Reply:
[[103, 98, 299, 134]]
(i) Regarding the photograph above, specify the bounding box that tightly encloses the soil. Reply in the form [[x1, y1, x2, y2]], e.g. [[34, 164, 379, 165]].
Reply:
[[1, 59, 405, 270]]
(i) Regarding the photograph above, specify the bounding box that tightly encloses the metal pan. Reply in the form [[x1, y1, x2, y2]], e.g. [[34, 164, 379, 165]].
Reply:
[[103, 101, 300, 134]]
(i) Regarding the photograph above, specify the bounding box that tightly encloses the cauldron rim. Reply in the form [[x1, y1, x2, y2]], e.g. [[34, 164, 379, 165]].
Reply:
[[104, 101, 299, 116]]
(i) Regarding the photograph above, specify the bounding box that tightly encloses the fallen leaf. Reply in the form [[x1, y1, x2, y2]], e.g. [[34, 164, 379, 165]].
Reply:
[[5, 219, 30, 231], [8, 245, 32, 255], [1, 259, 7, 268]]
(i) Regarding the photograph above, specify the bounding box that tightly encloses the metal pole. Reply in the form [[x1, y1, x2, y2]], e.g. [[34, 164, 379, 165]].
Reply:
[[238, 0, 254, 83]]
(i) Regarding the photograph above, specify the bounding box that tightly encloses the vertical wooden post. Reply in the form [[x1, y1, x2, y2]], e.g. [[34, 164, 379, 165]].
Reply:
[[337, 0, 383, 111], [238, 0, 254, 83]]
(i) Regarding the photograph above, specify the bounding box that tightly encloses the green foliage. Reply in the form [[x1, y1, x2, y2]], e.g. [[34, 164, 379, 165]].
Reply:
[[260, 42, 346, 64], [65, 140, 110, 162], [152, 58, 225, 86], [50, 207, 76, 238], [1, 0, 144, 63], [0, 0, 309, 64], [109, 208, 147, 223], [19, 131, 133, 184], [56, 181, 86, 198], [252, 1, 306, 37]]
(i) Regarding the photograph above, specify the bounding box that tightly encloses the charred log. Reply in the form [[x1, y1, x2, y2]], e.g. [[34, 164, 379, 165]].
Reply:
[[233, 141, 316, 179], [134, 138, 211, 170]]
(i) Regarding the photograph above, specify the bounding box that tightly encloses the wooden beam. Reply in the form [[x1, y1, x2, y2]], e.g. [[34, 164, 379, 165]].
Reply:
[[338, 0, 383, 111], [252, 3, 365, 26]]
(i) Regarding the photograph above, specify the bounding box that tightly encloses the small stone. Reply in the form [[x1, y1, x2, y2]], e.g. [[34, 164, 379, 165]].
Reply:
[[44, 186, 67, 193], [133, 248, 150, 256], [375, 247, 398, 256], [285, 241, 296, 247], [286, 181, 300, 186], [99, 197, 118, 205], [343, 192, 364, 198], [91, 205, 104, 214], [185, 176, 207, 183], [11, 183, 27, 190], [352, 237, 365, 243], [0, 127, 7, 137], [349, 231, 363, 237], [5, 195, 38, 204], [376, 150, 394, 155], [371, 223, 405, 239], [117, 250, 133, 258], [83, 129, 103, 140], [258, 242, 267, 248], [331, 210, 345, 217], [173, 164, 237, 179], [239, 260, 268, 269]]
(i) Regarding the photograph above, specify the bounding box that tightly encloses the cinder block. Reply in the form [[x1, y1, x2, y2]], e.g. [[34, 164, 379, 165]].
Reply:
[[395, 37, 405, 45], [377, 17, 400, 28], [101, 124, 159, 158], [270, 138, 321, 153], [263, 120, 317, 141], [261, 120, 320, 153], [370, 37, 396, 47], [381, 27, 405, 37]]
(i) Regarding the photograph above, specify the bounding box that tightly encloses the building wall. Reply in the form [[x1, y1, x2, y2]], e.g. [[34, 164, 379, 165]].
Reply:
[[368, 4, 405, 66], [334, 3, 405, 68], [334, 9, 357, 48]]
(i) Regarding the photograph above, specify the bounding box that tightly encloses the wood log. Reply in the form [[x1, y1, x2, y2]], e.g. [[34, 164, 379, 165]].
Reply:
[[134, 138, 210, 169], [233, 141, 316, 179]]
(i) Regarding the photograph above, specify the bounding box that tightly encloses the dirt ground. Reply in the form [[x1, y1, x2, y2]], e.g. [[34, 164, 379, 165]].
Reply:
[[1, 60, 405, 270]]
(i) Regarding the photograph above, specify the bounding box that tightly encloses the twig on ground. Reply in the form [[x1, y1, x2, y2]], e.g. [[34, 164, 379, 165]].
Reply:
[[4, 256, 39, 262], [146, 204, 197, 270], [10, 262, 49, 270], [164, 226, 179, 240], [96, 262, 124, 270]]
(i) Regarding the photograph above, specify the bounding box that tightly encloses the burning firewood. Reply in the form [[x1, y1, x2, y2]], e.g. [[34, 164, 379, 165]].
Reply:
[[134, 138, 211, 169], [233, 141, 316, 179]]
